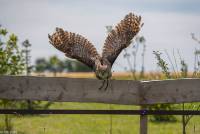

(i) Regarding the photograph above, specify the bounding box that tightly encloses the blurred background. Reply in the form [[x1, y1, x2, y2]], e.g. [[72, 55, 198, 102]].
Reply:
[[0, 0, 200, 74]]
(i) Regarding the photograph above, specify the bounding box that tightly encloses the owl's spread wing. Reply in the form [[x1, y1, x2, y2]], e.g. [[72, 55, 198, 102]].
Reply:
[[48, 28, 100, 69], [102, 13, 143, 66]]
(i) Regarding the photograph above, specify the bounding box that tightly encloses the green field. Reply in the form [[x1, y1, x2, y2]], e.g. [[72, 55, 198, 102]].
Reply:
[[0, 102, 200, 134]]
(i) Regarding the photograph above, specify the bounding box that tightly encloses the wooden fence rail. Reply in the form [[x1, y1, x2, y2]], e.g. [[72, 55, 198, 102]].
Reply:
[[0, 76, 200, 134], [0, 76, 200, 105]]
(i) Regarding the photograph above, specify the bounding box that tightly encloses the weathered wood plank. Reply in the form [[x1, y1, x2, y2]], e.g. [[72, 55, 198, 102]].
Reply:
[[140, 79, 200, 104], [0, 76, 200, 105], [0, 76, 140, 105]]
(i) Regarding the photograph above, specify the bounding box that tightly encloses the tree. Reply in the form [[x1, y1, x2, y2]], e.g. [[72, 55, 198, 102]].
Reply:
[[22, 39, 32, 75], [69, 60, 92, 72], [35, 58, 48, 74], [0, 25, 25, 132], [47, 56, 64, 76], [0, 26, 24, 75], [34, 56, 92, 74]]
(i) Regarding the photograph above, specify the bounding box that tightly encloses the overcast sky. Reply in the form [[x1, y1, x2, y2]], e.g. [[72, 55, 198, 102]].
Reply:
[[0, 0, 200, 72]]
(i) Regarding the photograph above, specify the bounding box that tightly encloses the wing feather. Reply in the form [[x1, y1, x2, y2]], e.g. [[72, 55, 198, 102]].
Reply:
[[48, 28, 100, 69], [102, 13, 143, 66]]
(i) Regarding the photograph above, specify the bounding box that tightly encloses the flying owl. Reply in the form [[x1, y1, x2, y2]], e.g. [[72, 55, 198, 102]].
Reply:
[[48, 13, 143, 90]]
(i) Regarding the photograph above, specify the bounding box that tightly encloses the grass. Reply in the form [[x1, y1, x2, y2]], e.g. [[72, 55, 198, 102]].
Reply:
[[0, 102, 200, 134]]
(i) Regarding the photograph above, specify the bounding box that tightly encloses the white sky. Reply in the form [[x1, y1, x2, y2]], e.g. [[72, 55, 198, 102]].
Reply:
[[0, 0, 200, 72]]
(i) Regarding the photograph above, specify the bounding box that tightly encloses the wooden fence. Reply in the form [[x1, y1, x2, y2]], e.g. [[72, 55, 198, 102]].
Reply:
[[0, 76, 200, 134]]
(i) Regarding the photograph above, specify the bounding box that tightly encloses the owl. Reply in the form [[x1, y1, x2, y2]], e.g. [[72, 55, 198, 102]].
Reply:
[[48, 13, 143, 90]]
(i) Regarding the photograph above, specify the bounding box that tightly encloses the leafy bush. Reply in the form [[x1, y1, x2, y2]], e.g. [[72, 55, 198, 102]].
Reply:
[[0, 25, 25, 132]]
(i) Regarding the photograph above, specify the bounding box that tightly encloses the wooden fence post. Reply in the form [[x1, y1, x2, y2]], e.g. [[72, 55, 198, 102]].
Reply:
[[140, 105, 148, 134]]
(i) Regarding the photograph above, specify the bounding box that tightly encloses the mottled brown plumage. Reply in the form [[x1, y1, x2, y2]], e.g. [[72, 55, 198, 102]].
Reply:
[[103, 13, 142, 66], [48, 13, 143, 81]]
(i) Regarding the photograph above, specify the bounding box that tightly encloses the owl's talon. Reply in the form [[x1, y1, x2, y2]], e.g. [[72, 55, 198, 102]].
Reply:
[[99, 80, 105, 90], [98, 79, 109, 91], [104, 79, 109, 91]]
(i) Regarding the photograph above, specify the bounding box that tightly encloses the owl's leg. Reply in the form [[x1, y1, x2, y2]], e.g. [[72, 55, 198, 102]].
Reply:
[[104, 79, 109, 91], [99, 80, 106, 90]]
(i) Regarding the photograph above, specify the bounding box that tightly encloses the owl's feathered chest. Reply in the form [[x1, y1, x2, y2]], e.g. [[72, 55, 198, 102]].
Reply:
[[95, 68, 112, 80], [93, 58, 112, 80]]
